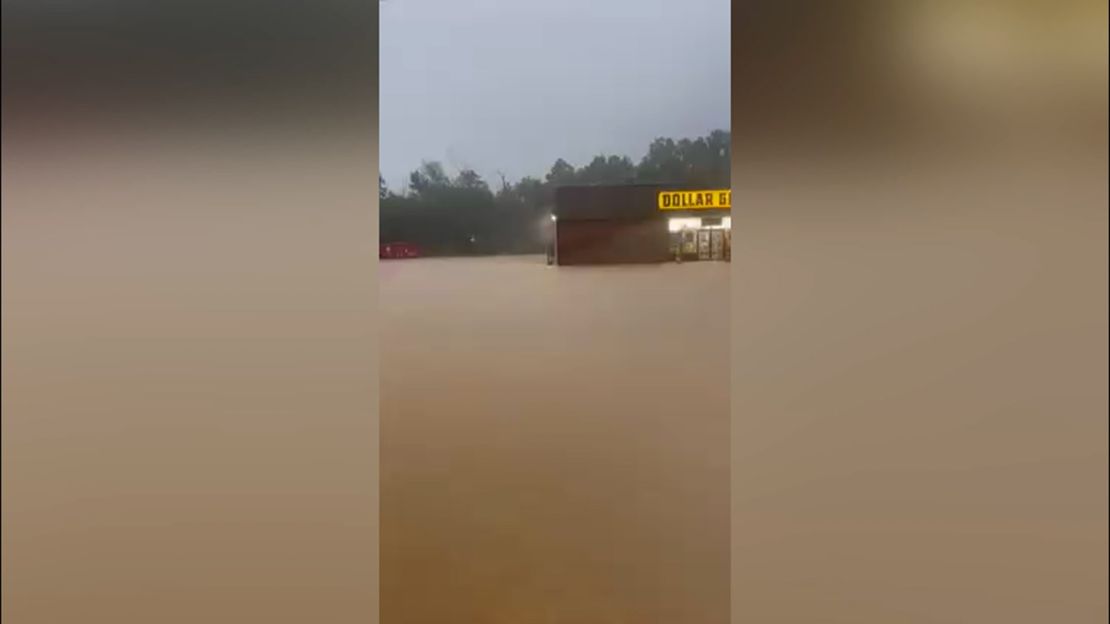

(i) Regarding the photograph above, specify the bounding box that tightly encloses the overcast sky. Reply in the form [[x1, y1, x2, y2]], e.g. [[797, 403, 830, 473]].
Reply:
[[379, 0, 730, 190]]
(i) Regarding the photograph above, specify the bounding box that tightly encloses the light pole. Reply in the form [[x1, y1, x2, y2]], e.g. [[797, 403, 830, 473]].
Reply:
[[548, 214, 558, 266]]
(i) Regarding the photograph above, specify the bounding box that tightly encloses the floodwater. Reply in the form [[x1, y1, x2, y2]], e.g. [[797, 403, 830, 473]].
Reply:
[[380, 256, 730, 623]]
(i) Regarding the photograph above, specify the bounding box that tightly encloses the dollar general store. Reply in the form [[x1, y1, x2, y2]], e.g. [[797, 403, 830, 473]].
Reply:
[[549, 184, 731, 265]]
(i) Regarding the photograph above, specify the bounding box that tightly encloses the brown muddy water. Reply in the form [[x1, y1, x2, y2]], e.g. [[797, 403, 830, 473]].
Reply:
[[380, 256, 730, 623]]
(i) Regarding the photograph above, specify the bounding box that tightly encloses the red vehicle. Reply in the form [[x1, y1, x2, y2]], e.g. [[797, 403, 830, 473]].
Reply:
[[379, 242, 421, 259]]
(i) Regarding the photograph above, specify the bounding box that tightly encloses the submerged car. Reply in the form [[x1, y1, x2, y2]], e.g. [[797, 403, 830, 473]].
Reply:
[[380, 242, 421, 259]]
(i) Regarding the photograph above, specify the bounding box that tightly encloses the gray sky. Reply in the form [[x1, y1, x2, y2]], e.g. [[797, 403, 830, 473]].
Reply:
[[380, 0, 730, 191]]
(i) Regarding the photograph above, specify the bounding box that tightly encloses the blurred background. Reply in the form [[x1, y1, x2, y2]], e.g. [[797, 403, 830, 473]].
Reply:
[[3, 2, 378, 623], [732, 1, 1107, 622]]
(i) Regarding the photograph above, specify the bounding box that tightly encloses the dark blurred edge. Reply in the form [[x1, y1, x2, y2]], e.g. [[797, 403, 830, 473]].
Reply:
[[2, 1, 377, 139], [732, 0, 1108, 162]]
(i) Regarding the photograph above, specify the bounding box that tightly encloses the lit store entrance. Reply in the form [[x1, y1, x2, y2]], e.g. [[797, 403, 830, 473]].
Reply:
[[669, 216, 731, 262]]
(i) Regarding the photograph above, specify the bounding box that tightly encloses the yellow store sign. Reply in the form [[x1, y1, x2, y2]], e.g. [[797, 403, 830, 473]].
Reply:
[[657, 189, 731, 210]]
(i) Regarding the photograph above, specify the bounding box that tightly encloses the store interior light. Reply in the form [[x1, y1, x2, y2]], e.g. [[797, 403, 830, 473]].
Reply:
[[668, 217, 702, 232], [700, 217, 732, 230], [668, 217, 732, 231]]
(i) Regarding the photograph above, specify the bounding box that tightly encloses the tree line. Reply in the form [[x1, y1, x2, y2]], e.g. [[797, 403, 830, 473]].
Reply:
[[380, 129, 730, 256]]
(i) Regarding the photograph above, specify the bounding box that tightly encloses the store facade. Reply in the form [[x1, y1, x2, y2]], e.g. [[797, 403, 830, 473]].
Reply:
[[551, 184, 731, 265]]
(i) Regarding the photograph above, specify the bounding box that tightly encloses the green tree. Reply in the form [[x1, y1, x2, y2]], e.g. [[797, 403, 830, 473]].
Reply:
[[545, 158, 576, 186], [577, 154, 636, 185], [636, 137, 685, 183], [635, 130, 730, 186], [454, 168, 489, 191], [409, 160, 450, 196]]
